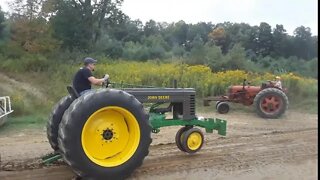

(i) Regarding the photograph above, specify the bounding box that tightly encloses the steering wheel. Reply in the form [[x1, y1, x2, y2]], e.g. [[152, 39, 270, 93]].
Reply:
[[243, 79, 251, 86], [104, 79, 111, 88], [101, 76, 111, 88]]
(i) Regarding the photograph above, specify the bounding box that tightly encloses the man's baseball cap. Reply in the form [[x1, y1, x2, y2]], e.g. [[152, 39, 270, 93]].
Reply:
[[84, 57, 97, 65]]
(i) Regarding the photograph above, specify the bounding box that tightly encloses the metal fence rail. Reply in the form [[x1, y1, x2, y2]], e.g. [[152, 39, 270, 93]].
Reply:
[[0, 96, 14, 119]]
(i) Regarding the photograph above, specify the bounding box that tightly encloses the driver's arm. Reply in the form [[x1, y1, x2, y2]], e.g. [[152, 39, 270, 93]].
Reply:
[[269, 80, 275, 84], [88, 76, 105, 85]]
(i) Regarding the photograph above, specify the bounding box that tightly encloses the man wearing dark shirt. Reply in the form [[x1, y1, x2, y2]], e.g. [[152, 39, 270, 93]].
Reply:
[[73, 57, 109, 95]]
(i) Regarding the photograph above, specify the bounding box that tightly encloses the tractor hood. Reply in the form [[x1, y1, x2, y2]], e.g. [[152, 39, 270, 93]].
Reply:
[[228, 85, 261, 94]]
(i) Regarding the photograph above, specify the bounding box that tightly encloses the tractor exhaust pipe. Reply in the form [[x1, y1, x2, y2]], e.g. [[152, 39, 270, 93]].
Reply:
[[173, 79, 177, 88]]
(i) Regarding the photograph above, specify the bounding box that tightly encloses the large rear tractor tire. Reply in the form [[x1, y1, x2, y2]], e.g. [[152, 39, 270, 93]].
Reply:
[[46, 95, 74, 151], [58, 89, 152, 180], [254, 88, 289, 118]]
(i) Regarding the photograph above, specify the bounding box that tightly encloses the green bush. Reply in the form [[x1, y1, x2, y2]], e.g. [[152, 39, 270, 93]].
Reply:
[[0, 54, 50, 72], [0, 59, 317, 115]]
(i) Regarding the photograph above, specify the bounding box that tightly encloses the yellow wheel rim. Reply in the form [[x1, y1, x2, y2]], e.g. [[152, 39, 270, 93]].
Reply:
[[81, 106, 140, 167], [187, 132, 202, 150]]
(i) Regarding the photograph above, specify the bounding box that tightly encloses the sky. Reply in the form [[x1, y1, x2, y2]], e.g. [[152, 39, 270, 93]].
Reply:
[[0, 0, 318, 35]]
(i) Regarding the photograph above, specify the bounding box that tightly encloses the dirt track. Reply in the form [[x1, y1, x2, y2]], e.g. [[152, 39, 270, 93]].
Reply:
[[0, 110, 318, 180]]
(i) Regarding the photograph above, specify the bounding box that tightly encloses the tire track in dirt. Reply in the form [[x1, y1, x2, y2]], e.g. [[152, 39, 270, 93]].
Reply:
[[130, 129, 317, 178], [0, 128, 317, 180], [144, 127, 317, 157]]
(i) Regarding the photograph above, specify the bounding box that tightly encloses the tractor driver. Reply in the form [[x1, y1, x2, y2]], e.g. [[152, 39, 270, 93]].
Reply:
[[274, 76, 282, 89], [73, 57, 109, 96]]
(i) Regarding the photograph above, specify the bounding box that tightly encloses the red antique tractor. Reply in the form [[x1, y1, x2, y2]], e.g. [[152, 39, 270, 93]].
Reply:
[[203, 79, 289, 118]]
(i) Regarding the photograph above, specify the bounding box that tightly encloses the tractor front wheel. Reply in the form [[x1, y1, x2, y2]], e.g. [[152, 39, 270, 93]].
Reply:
[[175, 126, 192, 152], [217, 102, 230, 114], [58, 89, 152, 180], [254, 88, 289, 118], [215, 101, 222, 110], [181, 128, 204, 154]]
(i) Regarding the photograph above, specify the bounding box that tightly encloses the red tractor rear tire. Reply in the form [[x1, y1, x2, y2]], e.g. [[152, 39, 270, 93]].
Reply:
[[254, 88, 289, 118]]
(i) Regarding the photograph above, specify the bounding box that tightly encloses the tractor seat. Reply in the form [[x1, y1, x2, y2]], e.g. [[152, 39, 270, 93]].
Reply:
[[67, 85, 80, 99], [152, 104, 173, 114], [153, 107, 172, 114], [261, 83, 267, 89]]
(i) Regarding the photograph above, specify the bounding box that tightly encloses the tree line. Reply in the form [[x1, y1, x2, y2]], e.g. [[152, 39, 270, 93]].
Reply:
[[0, 0, 318, 78]]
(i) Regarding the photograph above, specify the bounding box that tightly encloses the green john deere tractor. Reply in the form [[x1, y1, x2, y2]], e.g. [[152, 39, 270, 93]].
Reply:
[[46, 83, 227, 179]]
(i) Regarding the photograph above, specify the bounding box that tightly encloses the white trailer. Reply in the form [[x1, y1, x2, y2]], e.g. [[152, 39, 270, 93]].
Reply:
[[0, 96, 14, 126]]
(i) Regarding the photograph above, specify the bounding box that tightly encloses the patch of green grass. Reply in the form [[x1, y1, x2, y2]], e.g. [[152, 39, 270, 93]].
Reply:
[[289, 98, 318, 114], [0, 114, 47, 135]]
